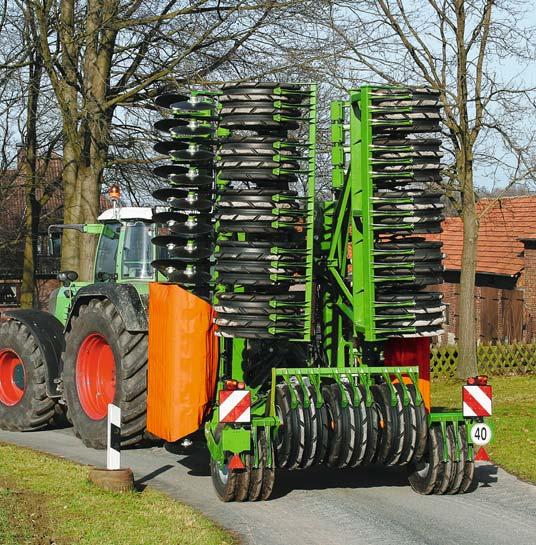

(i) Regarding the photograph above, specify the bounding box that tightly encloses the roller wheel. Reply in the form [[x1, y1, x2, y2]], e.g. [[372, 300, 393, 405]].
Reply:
[[62, 299, 148, 449], [323, 383, 344, 467], [435, 423, 455, 494], [295, 384, 318, 469], [247, 430, 265, 501], [274, 383, 303, 469], [233, 455, 251, 502], [446, 423, 465, 495], [407, 425, 445, 495], [459, 425, 475, 493], [348, 384, 368, 468], [409, 384, 428, 463], [210, 455, 239, 502], [287, 396, 306, 470], [336, 383, 356, 468], [395, 383, 417, 465], [385, 385, 405, 466], [0, 320, 56, 431], [309, 385, 329, 465], [371, 383, 394, 464], [361, 397, 380, 465], [260, 431, 276, 500]]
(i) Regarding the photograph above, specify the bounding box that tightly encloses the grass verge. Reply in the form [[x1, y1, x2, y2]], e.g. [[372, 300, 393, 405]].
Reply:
[[431, 374, 536, 484], [0, 442, 234, 545]]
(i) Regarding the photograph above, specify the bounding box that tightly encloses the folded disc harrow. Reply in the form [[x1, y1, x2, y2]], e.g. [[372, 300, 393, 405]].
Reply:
[[151, 92, 217, 297], [329, 87, 447, 340], [213, 82, 316, 340]]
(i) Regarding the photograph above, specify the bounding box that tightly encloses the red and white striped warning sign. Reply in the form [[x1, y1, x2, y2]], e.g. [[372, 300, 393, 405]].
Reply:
[[219, 390, 251, 423], [462, 385, 492, 417]]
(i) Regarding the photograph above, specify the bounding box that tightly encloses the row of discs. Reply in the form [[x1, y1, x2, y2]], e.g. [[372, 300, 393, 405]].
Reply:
[[369, 88, 446, 337], [214, 83, 310, 339], [151, 93, 216, 298], [274, 381, 428, 469]]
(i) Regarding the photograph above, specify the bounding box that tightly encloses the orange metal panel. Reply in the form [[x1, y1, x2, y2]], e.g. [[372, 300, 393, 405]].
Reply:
[[147, 283, 218, 442]]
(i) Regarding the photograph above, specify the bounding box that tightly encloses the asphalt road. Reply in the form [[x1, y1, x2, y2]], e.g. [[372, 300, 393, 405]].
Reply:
[[1, 427, 535, 545]]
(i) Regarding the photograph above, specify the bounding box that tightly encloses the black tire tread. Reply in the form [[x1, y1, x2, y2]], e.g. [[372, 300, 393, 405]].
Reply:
[[62, 298, 148, 449], [0, 320, 56, 431]]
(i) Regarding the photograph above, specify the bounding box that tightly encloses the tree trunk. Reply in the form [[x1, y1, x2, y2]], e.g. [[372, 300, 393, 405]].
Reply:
[[457, 157, 479, 379], [60, 139, 82, 273], [77, 164, 102, 281], [20, 196, 40, 309]]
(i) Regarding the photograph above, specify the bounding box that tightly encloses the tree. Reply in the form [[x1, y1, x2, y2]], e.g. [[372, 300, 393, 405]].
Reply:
[[318, 0, 536, 377], [0, 1, 62, 308], [24, 0, 309, 279]]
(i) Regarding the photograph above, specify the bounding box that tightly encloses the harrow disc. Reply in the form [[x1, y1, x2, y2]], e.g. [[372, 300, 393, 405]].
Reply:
[[155, 93, 189, 109]]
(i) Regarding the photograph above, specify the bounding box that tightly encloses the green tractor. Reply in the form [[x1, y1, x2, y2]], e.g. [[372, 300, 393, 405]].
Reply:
[[0, 82, 493, 502], [0, 206, 155, 447]]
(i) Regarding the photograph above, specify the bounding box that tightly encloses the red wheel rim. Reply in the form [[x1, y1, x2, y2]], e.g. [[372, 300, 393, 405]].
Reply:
[[76, 333, 116, 420], [0, 349, 26, 406]]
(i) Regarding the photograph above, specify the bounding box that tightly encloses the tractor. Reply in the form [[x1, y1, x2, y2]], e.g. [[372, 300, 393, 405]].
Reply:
[[0, 206, 154, 447], [0, 82, 492, 502]]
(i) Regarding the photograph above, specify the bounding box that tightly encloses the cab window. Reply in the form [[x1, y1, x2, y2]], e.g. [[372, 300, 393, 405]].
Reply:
[[121, 221, 155, 280], [94, 222, 120, 281]]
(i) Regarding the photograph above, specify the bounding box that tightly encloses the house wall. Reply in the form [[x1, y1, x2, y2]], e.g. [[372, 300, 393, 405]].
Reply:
[[437, 277, 527, 346], [0, 278, 59, 313]]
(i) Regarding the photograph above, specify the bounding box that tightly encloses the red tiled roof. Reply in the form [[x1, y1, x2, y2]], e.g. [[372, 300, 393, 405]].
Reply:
[[430, 196, 536, 276]]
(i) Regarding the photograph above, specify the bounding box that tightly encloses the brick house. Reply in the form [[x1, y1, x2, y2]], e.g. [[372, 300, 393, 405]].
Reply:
[[0, 153, 63, 309], [430, 196, 536, 345]]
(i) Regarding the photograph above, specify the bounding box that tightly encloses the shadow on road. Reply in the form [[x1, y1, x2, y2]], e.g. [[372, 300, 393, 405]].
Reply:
[[476, 463, 499, 488], [165, 441, 211, 477], [135, 464, 175, 490], [271, 465, 409, 499]]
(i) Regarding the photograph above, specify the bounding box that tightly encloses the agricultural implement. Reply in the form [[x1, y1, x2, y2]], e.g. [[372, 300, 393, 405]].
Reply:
[[0, 82, 493, 502]]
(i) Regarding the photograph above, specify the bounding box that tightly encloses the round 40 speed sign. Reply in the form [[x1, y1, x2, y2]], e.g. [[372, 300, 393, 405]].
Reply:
[[471, 422, 492, 446]]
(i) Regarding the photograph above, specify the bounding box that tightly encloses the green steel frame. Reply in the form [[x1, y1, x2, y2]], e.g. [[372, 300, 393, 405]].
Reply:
[[205, 83, 491, 470]]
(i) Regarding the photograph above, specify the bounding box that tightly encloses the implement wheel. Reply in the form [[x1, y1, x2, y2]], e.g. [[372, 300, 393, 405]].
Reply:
[[407, 425, 445, 495], [458, 425, 475, 493], [0, 320, 56, 431], [210, 456, 239, 502], [62, 299, 148, 449]]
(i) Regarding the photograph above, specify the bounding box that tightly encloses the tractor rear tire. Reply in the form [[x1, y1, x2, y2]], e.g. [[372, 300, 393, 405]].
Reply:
[[0, 320, 56, 431], [62, 299, 148, 449]]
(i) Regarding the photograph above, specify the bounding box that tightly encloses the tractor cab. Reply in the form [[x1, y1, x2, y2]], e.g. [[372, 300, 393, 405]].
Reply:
[[95, 207, 156, 283], [49, 205, 162, 325]]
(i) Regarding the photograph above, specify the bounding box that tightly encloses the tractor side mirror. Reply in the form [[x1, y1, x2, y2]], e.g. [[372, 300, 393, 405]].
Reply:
[[57, 270, 78, 287], [96, 271, 118, 282]]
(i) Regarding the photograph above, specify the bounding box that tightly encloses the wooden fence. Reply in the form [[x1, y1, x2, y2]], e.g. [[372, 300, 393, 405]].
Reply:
[[430, 343, 536, 380]]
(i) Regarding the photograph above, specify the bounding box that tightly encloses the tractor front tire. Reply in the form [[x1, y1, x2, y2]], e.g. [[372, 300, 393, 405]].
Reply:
[[62, 299, 148, 449], [0, 320, 56, 431]]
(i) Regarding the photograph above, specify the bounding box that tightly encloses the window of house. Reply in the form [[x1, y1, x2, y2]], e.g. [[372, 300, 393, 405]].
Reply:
[[0, 284, 18, 306]]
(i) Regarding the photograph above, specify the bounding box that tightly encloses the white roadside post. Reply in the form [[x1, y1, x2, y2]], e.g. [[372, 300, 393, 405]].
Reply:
[[89, 402, 134, 492], [107, 403, 121, 470]]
